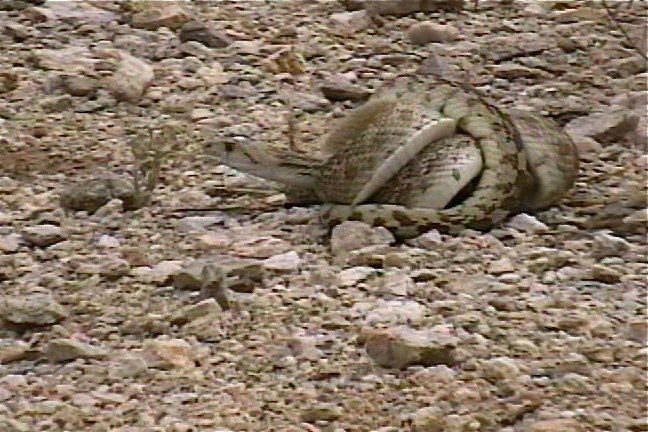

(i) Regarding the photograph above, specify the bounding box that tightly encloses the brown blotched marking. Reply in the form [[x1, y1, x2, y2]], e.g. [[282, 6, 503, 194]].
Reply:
[[372, 216, 388, 227], [327, 217, 342, 227], [391, 209, 417, 226], [417, 223, 431, 234], [349, 210, 363, 221]]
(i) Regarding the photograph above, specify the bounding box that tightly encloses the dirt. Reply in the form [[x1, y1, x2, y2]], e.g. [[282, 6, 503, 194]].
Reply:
[[0, 1, 646, 431]]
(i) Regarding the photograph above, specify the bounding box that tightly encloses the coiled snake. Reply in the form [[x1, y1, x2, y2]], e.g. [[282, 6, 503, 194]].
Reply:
[[206, 77, 579, 238]]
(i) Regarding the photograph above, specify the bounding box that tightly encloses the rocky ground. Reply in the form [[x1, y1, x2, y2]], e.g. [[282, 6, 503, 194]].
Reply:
[[0, 1, 647, 431]]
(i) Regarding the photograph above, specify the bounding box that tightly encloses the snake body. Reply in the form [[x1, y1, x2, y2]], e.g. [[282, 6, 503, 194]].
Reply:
[[206, 76, 579, 238]]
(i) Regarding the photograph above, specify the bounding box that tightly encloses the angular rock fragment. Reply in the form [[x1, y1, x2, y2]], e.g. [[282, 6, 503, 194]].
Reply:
[[21, 225, 65, 248], [363, 326, 458, 369], [60, 177, 137, 213], [0, 294, 67, 328], [45, 339, 106, 362]]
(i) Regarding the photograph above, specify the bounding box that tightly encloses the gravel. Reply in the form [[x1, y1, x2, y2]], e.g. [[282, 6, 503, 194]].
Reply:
[[0, 1, 646, 431]]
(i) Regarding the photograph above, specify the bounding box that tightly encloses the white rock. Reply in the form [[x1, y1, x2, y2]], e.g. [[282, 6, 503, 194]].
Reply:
[[33, 47, 94, 72], [337, 266, 376, 287], [487, 257, 515, 274], [409, 229, 442, 249], [263, 251, 301, 272], [198, 231, 233, 248], [197, 63, 229, 86], [506, 213, 549, 233], [0, 374, 27, 387], [330, 10, 372, 33], [480, 356, 522, 380], [177, 216, 224, 232], [330, 221, 394, 263], [171, 299, 222, 325], [104, 50, 155, 103], [592, 232, 631, 258], [379, 270, 415, 296], [32, 2, 118, 23], [190, 108, 213, 121], [145, 260, 184, 284], [96, 235, 120, 248], [635, 154, 648, 169], [0, 234, 21, 252], [624, 208, 647, 224], [364, 300, 427, 325]]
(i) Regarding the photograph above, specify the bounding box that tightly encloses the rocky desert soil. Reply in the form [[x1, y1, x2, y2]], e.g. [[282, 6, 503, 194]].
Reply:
[[0, 1, 646, 431]]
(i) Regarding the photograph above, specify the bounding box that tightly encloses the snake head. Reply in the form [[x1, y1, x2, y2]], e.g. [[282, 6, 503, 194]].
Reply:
[[204, 138, 321, 191]]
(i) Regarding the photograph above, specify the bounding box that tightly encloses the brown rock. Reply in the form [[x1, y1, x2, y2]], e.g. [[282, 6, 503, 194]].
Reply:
[[626, 319, 647, 344], [142, 338, 195, 369], [408, 406, 446, 432], [485, 34, 552, 62], [0, 294, 67, 328], [173, 258, 264, 294], [320, 75, 370, 101], [554, 7, 606, 24], [0, 0, 44, 11], [566, 109, 640, 146], [170, 299, 222, 326], [40, 95, 73, 113], [364, 326, 458, 369], [608, 56, 647, 78], [61, 75, 98, 97], [21, 225, 66, 248], [300, 404, 342, 423], [0, 340, 34, 363], [3, 22, 30, 42], [589, 265, 622, 284], [129, 2, 191, 30], [179, 21, 232, 48], [45, 339, 106, 362], [491, 64, 552, 79], [408, 22, 459, 45], [60, 177, 137, 213], [0, 71, 18, 94]]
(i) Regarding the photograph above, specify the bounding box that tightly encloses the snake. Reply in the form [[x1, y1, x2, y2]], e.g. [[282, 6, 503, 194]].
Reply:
[[205, 76, 580, 238]]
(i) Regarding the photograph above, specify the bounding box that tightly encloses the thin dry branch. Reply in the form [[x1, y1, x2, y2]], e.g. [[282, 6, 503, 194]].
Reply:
[[128, 124, 176, 208]]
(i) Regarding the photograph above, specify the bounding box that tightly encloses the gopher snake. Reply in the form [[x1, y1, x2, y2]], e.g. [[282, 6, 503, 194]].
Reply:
[[206, 77, 579, 238]]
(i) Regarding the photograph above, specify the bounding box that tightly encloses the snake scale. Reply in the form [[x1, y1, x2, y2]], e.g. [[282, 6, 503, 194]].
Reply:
[[206, 76, 580, 238]]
